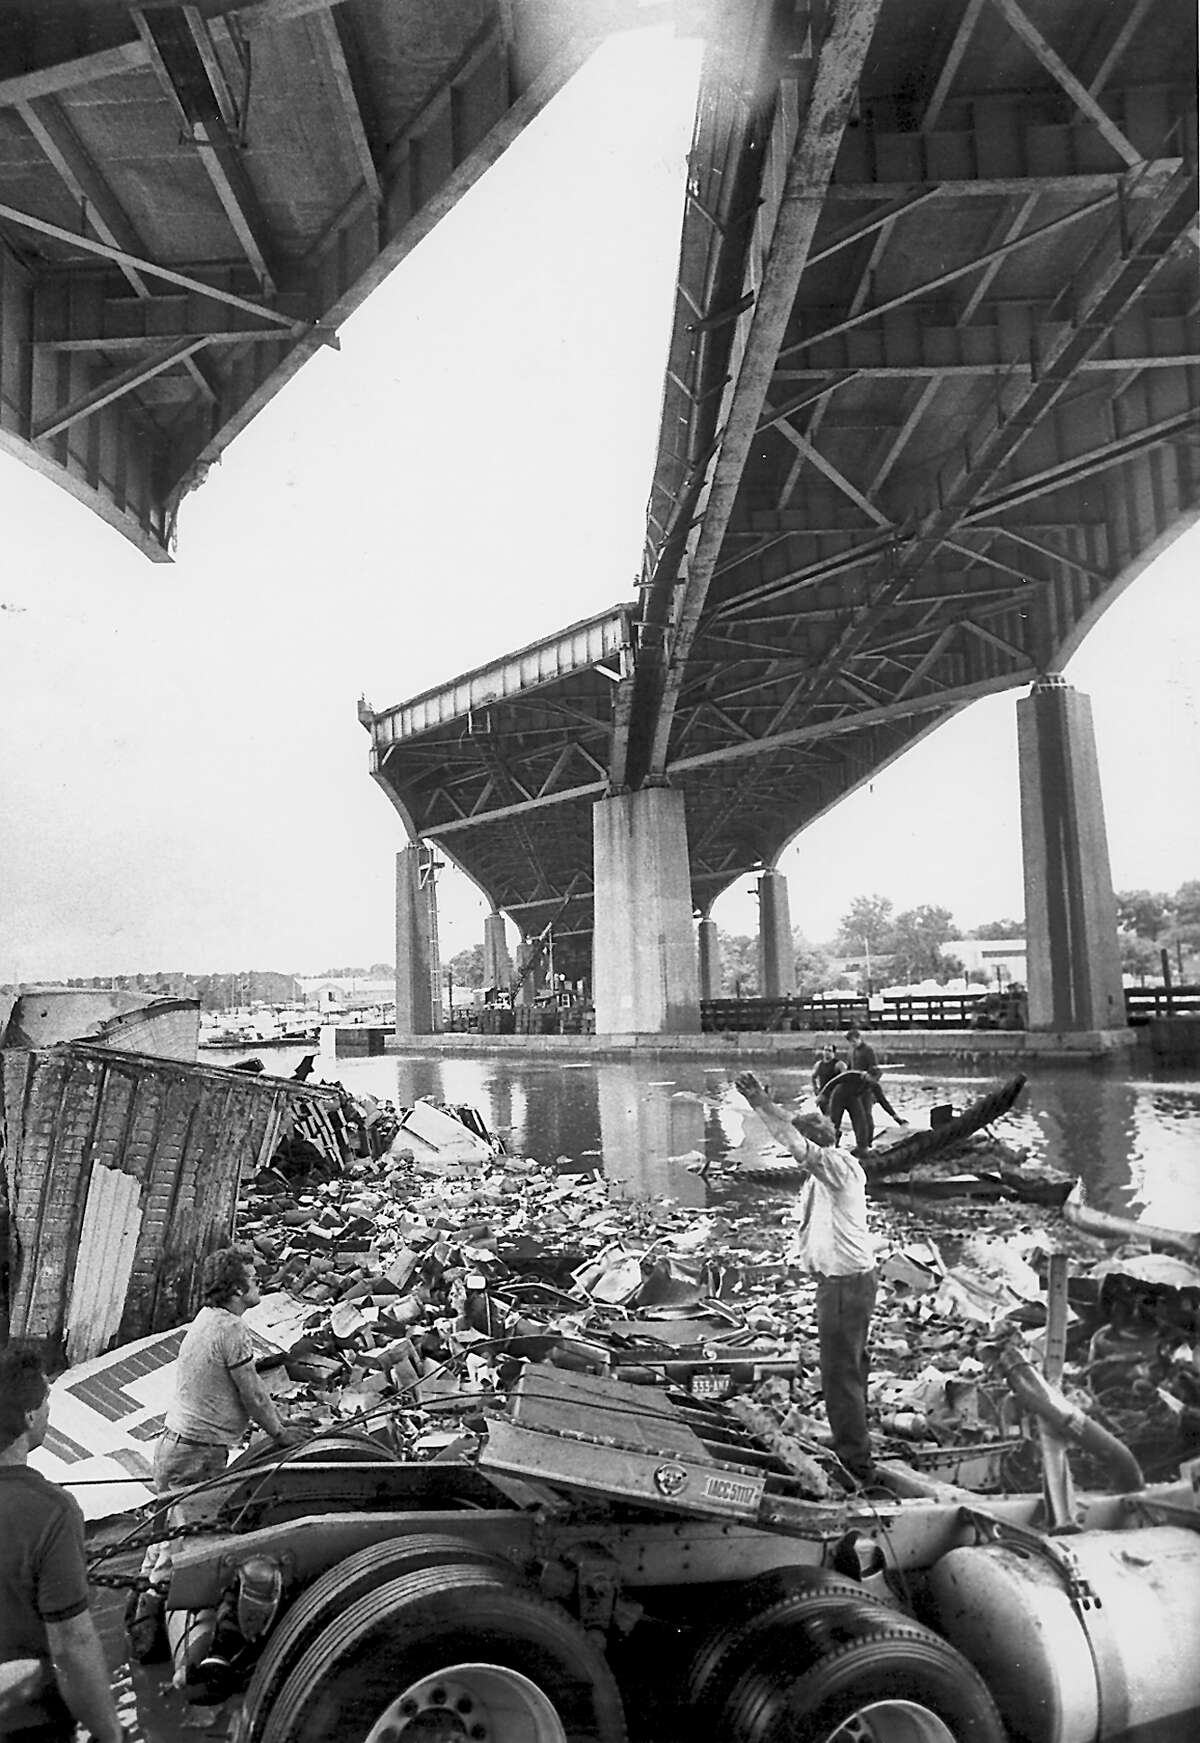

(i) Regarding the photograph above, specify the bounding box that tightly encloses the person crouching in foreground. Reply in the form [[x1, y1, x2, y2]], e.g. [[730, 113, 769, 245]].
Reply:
[[734, 1071, 877, 1484], [0, 1348, 126, 1743]]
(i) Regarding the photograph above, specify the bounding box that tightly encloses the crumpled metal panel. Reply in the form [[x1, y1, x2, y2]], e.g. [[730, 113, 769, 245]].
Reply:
[[0, 1041, 314, 1366]]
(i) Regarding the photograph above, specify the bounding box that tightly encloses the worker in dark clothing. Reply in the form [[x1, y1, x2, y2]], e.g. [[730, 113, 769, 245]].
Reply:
[[811, 1044, 846, 1097], [818, 1069, 905, 1156], [0, 1349, 126, 1743], [819, 1068, 880, 1155], [844, 1028, 904, 1125], [845, 1027, 878, 1077]]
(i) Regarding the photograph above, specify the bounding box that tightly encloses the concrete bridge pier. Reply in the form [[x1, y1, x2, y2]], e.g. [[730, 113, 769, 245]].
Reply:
[[593, 787, 700, 1033], [756, 868, 795, 998], [697, 913, 721, 1002], [482, 910, 512, 994], [515, 937, 548, 1006], [395, 843, 442, 1035], [1018, 677, 1125, 1033]]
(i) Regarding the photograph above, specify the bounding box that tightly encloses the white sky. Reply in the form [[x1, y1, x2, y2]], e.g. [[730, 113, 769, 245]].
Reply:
[[1, 27, 1198, 981]]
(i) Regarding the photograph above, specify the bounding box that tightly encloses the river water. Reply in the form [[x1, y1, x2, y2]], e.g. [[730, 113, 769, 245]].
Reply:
[[225, 1041, 1200, 1232]]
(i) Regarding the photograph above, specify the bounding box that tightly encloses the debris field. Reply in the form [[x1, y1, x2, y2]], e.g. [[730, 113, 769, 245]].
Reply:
[[237, 1084, 1200, 1490]]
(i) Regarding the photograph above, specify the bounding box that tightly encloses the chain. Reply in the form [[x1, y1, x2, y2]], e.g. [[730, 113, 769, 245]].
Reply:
[[87, 1517, 227, 1593], [90, 1569, 156, 1593]]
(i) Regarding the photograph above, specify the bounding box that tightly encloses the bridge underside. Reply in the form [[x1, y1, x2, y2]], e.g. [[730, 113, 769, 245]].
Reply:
[[365, 0, 1200, 966], [0, 0, 656, 556]]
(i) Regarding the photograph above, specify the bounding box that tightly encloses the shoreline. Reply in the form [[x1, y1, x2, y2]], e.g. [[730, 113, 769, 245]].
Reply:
[[331, 1026, 1148, 1066]]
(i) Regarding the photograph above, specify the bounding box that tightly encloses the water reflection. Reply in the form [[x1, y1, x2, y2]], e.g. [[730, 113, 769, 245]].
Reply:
[[597, 1067, 706, 1206], [257, 1045, 1200, 1228]]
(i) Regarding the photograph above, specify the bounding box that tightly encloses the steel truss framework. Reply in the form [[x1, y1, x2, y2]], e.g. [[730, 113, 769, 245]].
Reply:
[[0, 0, 674, 556], [365, 0, 1199, 968]]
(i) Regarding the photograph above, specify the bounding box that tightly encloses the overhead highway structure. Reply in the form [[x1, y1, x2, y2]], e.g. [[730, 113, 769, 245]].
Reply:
[[627, 0, 1199, 889], [366, 0, 1199, 1035], [361, 605, 638, 990], [0, 0, 685, 558]]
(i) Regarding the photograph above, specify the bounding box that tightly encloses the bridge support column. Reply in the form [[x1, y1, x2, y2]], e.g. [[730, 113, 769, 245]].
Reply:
[[697, 916, 720, 1002], [1018, 677, 1125, 1032], [395, 844, 442, 1036], [483, 911, 512, 993], [593, 787, 699, 1034], [757, 869, 795, 997], [515, 937, 546, 1006]]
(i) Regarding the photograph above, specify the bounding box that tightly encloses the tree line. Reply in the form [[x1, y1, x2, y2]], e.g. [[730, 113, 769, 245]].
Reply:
[[12, 883, 1196, 1004], [719, 880, 1199, 997], [1114, 881, 1200, 981], [7, 965, 396, 1010], [719, 895, 1003, 998]]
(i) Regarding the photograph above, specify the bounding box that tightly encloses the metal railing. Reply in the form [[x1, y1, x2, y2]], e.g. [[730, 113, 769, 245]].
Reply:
[[701, 987, 1200, 1033]]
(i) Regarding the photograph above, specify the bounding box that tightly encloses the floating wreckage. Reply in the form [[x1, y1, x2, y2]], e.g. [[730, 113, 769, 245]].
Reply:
[[0, 1028, 498, 1367], [733, 1074, 1075, 1205], [15, 1042, 1198, 1741]]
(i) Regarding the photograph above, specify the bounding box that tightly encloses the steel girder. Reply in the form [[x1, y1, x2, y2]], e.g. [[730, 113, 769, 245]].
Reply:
[[0, 0, 674, 557], [367, 0, 1198, 952]]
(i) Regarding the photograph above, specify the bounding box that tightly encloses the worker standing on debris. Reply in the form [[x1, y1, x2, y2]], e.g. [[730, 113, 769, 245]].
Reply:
[[845, 1026, 878, 1076], [154, 1248, 304, 1505], [0, 1349, 127, 1743], [810, 1043, 845, 1097], [817, 1068, 904, 1156], [734, 1072, 877, 1485], [846, 1027, 902, 1120]]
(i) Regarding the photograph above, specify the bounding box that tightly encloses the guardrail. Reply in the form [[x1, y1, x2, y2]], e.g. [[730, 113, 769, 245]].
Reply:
[[1125, 986, 1200, 1023], [435, 986, 1200, 1037], [700, 992, 1025, 1032], [701, 987, 1200, 1033]]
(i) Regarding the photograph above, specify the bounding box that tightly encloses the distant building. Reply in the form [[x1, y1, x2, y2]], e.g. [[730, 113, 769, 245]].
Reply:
[[295, 975, 395, 1012], [945, 938, 1027, 986]]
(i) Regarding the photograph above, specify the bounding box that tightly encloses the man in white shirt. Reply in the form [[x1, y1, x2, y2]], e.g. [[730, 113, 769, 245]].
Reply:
[[735, 1070, 877, 1483]]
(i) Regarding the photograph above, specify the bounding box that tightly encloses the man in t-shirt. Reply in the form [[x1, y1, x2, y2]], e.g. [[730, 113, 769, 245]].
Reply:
[[735, 1071, 877, 1484], [154, 1246, 302, 1509], [132, 1248, 304, 1661], [0, 1347, 125, 1743], [810, 1043, 845, 1097]]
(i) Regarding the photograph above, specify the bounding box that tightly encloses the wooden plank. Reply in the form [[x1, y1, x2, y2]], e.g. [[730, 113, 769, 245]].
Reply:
[[65, 1163, 143, 1365]]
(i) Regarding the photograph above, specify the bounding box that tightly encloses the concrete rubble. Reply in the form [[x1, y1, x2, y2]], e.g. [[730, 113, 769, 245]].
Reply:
[[238, 1083, 1200, 1488]]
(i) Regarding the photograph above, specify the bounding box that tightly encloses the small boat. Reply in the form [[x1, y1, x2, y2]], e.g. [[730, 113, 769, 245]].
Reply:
[[864, 1075, 1028, 1178], [736, 1075, 1028, 1184], [869, 1164, 1077, 1208]]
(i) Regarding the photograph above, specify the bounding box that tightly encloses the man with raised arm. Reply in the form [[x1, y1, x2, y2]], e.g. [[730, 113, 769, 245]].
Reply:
[[734, 1071, 877, 1484]]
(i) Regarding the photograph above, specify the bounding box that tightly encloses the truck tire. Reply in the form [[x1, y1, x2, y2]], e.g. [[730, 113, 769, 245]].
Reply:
[[687, 1570, 888, 1713], [722, 1624, 1009, 1743], [228, 1432, 399, 1468], [258, 1563, 627, 1743], [236, 1534, 510, 1743]]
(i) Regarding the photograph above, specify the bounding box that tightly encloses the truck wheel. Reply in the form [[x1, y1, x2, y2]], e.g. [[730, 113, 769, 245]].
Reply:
[[722, 1625, 1008, 1743], [259, 1564, 627, 1743], [237, 1534, 510, 1743], [228, 1432, 399, 1468], [687, 1568, 882, 1711]]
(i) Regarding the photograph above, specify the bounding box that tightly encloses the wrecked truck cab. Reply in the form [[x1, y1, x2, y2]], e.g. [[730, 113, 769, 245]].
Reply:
[[113, 1366, 1200, 1743]]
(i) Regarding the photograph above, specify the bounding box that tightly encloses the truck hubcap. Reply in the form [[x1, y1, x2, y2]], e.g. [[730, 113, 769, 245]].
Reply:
[[828, 1701, 959, 1743], [362, 1664, 566, 1743]]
